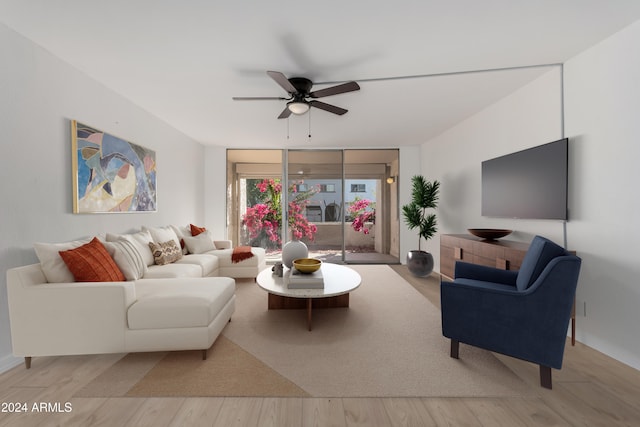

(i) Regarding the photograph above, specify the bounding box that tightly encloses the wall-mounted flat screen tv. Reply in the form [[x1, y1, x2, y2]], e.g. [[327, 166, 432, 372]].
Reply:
[[481, 138, 568, 220]]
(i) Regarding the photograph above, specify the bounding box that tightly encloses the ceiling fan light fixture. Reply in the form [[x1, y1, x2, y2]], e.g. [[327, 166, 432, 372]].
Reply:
[[287, 101, 310, 115]]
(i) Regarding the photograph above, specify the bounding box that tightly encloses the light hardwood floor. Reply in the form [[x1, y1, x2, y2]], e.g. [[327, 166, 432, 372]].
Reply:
[[1, 265, 640, 426]]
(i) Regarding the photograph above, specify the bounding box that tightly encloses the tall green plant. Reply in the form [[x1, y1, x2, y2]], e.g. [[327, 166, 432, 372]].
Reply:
[[402, 176, 440, 251]]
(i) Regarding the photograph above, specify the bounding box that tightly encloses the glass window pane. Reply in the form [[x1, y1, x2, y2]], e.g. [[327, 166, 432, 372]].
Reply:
[[227, 149, 283, 262]]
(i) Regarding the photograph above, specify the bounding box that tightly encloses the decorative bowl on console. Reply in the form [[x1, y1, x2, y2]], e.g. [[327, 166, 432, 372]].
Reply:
[[468, 228, 513, 240]]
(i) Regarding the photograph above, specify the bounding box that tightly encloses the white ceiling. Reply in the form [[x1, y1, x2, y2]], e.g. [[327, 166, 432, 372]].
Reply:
[[2, 1, 640, 149]]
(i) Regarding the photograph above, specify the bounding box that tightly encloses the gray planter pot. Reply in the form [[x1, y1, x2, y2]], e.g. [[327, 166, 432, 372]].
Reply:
[[406, 250, 434, 277]]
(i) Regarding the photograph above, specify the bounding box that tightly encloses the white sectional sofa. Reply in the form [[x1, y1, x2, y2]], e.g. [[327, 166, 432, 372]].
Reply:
[[119, 224, 267, 280], [5, 224, 267, 368], [7, 264, 236, 368]]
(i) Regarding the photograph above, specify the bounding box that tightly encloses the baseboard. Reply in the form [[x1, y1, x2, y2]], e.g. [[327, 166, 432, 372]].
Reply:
[[0, 353, 22, 374]]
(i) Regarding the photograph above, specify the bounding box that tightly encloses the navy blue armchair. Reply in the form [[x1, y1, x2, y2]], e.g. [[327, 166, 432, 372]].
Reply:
[[440, 235, 581, 389]]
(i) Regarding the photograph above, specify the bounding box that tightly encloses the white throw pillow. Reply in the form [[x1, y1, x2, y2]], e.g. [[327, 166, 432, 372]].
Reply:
[[143, 225, 181, 248], [104, 240, 147, 280], [34, 238, 91, 283], [170, 224, 191, 254], [183, 231, 216, 254], [106, 230, 155, 267], [170, 224, 191, 239]]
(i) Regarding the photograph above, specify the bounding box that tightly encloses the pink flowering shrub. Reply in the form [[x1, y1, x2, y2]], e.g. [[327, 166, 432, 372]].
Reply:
[[242, 178, 317, 246], [347, 197, 376, 234]]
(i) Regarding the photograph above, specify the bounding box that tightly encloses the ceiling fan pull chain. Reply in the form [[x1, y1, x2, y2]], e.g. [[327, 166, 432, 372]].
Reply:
[[308, 108, 312, 140], [287, 117, 290, 140]]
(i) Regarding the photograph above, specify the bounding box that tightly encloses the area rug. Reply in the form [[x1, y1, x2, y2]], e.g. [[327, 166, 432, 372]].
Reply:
[[76, 265, 534, 398]]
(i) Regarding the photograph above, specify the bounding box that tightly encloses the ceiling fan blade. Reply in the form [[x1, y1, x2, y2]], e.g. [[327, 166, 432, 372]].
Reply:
[[278, 107, 293, 119], [309, 81, 360, 98], [309, 100, 348, 115], [267, 70, 298, 94], [232, 96, 289, 101]]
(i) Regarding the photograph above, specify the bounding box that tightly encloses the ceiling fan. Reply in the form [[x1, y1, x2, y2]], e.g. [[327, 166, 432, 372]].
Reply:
[[233, 71, 360, 119]]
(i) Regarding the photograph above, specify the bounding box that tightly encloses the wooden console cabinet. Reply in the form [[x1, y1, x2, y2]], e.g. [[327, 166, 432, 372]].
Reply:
[[440, 234, 530, 280], [440, 234, 576, 346]]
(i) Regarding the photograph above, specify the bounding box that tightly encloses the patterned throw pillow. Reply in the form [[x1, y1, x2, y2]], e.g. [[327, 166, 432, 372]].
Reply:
[[148, 240, 183, 265], [58, 237, 125, 282]]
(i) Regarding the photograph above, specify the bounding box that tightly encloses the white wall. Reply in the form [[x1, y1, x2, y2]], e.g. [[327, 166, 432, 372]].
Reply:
[[421, 21, 640, 370], [204, 146, 228, 237], [399, 145, 422, 261], [421, 68, 564, 264], [0, 23, 206, 372], [564, 20, 640, 369]]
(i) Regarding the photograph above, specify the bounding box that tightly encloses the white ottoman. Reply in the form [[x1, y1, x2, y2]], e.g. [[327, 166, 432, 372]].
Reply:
[[125, 277, 235, 357]]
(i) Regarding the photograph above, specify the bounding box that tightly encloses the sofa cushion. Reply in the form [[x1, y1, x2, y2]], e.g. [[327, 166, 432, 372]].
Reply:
[[183, 231, 216, 254], [104, 240, 147, 281], [148, 240, 183, 265], [176, 254, 219, 276], [106, 230, 155, 267], [516, 236, 567, 291], [59, 237, 125, 282], [144, 262, 203, 278], [34, 238, 91, 283], [129, 277, 235, 330]]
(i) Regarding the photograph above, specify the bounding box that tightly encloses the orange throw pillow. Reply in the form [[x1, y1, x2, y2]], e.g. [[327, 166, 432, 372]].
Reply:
[[190, 223, 207, 236], [59, 237, 125, 282]]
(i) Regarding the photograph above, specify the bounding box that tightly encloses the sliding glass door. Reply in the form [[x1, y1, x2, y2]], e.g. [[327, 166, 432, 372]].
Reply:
[[226, 149, 399, 264], [226, 149, 283, 262], [344, 149, 400, 263], [287, 150, 344, 262]]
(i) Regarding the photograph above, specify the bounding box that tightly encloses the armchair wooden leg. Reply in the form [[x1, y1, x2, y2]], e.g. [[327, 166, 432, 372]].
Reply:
[[540, 365, 552, 389], [24, 357, 32, 369], [450, 339, 459, 359], [202, 349, 208, 360]]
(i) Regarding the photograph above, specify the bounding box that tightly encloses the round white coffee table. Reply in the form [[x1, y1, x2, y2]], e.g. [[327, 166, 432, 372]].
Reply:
[[256, 263, 361, 331]]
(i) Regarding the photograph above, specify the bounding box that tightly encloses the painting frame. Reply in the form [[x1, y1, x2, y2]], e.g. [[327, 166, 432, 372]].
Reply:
[[71, 120, 157, 214]]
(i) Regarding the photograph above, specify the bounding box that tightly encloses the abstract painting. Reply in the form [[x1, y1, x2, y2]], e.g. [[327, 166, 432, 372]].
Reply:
[[72, 120, 157, 213]]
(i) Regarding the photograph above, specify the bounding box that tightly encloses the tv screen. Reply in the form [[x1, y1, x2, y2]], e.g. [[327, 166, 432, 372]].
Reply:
[[481, 138, 568, 220]]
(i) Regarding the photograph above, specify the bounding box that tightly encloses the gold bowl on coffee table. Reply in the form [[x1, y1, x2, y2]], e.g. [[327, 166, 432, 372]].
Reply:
[[293, 258, 322, 274]]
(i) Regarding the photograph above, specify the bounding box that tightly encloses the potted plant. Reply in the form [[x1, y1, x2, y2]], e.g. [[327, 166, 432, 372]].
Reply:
[[402, 176, 440, 277]]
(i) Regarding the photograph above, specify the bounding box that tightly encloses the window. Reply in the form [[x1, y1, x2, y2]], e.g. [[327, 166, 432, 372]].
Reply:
[[319, 184, 336, 193], [227, 148, 400, 264], [351, 183, 366, 193]]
